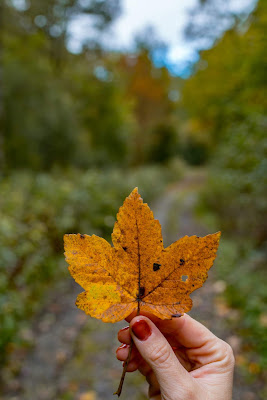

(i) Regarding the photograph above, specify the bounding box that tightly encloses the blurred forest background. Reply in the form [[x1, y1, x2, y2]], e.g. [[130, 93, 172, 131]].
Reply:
[[0, 0, 266, 399]]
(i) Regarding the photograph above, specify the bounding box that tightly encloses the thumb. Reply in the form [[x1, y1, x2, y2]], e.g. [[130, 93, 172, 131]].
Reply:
[[130, 316, 195, 399]]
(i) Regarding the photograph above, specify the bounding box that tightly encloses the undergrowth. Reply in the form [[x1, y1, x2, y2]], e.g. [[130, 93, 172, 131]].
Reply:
[[0, 162, 184, 364]]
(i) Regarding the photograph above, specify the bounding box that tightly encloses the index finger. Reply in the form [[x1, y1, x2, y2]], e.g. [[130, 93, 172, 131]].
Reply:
[[125, 311, 217, 349]]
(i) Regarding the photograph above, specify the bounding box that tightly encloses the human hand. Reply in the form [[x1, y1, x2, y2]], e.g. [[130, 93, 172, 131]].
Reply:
[[116, 313, 234, 399]]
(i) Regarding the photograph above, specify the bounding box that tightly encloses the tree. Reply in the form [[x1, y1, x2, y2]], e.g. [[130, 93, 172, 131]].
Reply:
[[117, 47, 177, 165], [68, 54, 132, 167], [1, 0, 126, 171], [184, 0, 258, 50], [21, 0, 121, 69], [181, 0, 266, 148], [183, 0, 267, 240]]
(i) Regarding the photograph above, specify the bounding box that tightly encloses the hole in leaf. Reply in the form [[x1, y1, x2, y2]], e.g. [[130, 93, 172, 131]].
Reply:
[[181, 275, 188, 282]]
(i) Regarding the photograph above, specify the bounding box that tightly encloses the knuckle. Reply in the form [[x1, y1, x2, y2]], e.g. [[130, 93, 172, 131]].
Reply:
[[149, 342, 172, 366], [218, 339, 235, 366], [224, 342, 235, 365]]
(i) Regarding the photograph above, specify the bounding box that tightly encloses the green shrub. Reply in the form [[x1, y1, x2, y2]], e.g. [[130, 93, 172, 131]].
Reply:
[[0, 164, 184, 362], [201, 114, 267, 372], [205, 115, 267, 244], [215, 239, 267, 371]]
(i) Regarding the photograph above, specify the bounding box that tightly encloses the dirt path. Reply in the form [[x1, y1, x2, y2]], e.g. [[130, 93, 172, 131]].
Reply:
[[153, 169, 260, 400], [153, 169, 226, 337], [2, 170, 259, 400]]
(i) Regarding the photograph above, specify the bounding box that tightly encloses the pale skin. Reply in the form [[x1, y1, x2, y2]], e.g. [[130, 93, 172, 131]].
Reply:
[[116, 312, 235, 400]]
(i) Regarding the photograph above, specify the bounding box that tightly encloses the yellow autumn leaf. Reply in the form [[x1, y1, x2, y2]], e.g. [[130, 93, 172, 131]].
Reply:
[[64, 188, 221, 322]]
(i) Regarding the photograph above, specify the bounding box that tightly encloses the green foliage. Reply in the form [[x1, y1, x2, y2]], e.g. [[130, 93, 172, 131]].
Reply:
[[2, 31, 133, 170], [147, 123, 178, 164], [214, 239, 267, 371], [1, 30, 180, 171], [0, 163, 184, 362], [3, 34, 77, 170], [200, 115, 267, 375], [181, 139, 209, 166], [0, 1, 182, 173], [184, 0, 267, 384], [67, 61, 132, 167], [182, 0, 266, 147], [205, 115, 267, 243]]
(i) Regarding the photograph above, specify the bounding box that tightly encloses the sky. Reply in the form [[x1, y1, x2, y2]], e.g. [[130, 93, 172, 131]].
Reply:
[[68, 0, 198, 75], [108, 0, 198, 65], [68, 0, 257, 75]]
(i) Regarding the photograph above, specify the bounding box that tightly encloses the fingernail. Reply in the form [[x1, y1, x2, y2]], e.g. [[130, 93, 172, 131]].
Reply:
[[131, 319, 152, 341], [119, 326, 129, 333], [116, 343, 128, 352], [172, 313, 182, 318]]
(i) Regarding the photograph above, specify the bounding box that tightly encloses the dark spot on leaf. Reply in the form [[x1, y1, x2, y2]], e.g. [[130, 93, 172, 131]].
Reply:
[[192, 284, 195, 287], [139, 286, 145, 298], [153, 263, 161, 271], [175, 301, 181, 305], [80, 234, 85, 239], [180, 258, 185, 266], [122, 246, 127, 251]]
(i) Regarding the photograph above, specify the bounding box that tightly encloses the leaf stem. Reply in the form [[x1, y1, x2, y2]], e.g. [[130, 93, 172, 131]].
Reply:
[[114, 306, 140, 397], [113, 337, 133, 397], [115, 208, 142, 396]]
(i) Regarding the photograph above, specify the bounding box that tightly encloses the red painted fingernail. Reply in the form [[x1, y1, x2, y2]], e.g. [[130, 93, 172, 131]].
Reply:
[[116, 343, 128, 352], [131, 319, 152, 341], [119, 326, 129, 333]]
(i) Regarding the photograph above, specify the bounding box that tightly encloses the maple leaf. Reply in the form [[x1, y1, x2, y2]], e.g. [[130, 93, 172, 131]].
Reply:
[[64, 188, 221, 322]]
